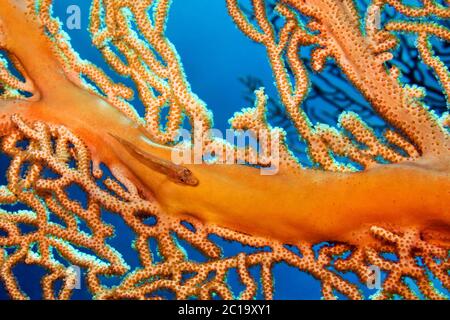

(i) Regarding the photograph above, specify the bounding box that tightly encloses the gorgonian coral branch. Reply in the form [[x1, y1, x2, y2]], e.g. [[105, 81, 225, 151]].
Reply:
[[1, 117, 447, 299], [226, 0, 448, 172], [0, 0, 448, 300], [0, 116, 363, 299], [278, 0, 449, 156], [36, 0, 214, 144]]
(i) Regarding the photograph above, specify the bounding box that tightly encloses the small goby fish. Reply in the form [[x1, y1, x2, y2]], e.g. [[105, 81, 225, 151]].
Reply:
[[109, 133, 199, 187]]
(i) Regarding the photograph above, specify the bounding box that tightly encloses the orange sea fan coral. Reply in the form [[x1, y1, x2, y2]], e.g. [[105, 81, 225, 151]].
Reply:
[[0, 0, 449, 300]]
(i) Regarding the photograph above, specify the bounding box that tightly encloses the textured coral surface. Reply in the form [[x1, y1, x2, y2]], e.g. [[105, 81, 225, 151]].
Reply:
[[0, 0, 449, 300]]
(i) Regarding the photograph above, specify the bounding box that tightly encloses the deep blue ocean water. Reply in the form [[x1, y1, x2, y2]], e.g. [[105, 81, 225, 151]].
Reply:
[[0, 0, 448, 300]]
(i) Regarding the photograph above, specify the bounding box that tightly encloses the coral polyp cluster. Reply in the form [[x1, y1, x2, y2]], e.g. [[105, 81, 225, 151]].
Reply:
[[0, 0, 449, 300]]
